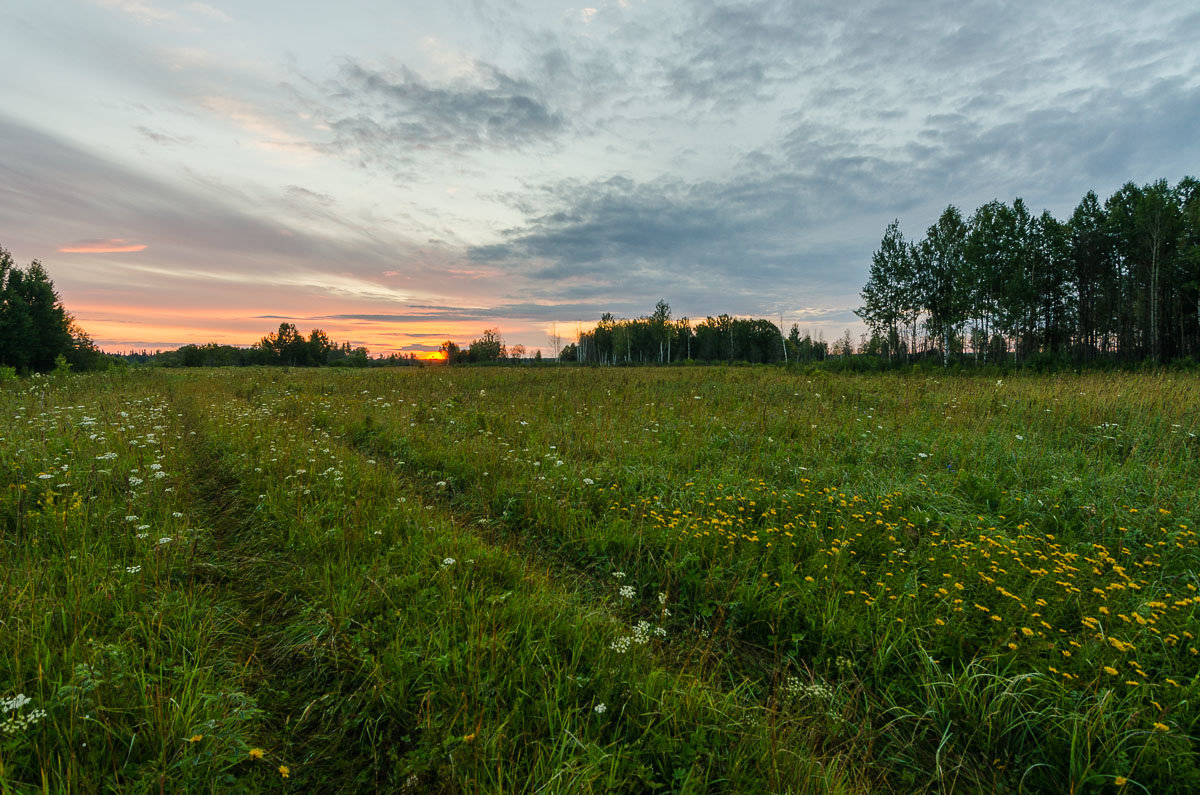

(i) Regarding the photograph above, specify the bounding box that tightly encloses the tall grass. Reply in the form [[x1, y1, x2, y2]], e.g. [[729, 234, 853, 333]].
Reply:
[[2, 367, 1196, 791]]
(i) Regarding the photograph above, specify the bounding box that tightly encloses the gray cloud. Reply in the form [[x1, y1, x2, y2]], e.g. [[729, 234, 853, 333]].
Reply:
[[135, 126, 193, 146], [320, 59, 566, 175], [321, 299, 636, 323], [284, 184, 335, 206], [657, 0, 835, 109], [465, 36, 1200, 319]]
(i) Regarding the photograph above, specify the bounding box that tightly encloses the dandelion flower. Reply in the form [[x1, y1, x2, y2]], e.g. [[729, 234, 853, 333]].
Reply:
[[279, 765, 290, 778], [249, 748, 265, 760]]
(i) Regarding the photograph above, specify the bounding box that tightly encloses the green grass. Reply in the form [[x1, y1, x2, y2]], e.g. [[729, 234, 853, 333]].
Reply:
[[2, 367, 1197, 792]]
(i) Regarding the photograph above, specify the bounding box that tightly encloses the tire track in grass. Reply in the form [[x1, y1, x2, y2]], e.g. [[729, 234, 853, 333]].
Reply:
[[321, 406, 807, 668], [213, 377, 873, 792], [280, 382, 999, 793], [3, 375, 282, 792], [174, 389, 389, 788], [172, 390, 298, 783], [199, 374, 866, 792]]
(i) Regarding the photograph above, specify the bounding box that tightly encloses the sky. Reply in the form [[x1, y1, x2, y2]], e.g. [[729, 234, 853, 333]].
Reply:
[[2, 1, 1198, 357]]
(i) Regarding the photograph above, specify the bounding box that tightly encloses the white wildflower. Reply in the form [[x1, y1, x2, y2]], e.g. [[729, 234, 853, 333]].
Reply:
[[2, 694, 31, 713]]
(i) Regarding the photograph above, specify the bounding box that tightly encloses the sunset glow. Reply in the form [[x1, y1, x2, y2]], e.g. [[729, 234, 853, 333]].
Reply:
[[58, 239, 148, 254]]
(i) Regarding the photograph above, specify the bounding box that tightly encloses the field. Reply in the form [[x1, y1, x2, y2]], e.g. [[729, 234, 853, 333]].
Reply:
[[2, 366, 1198, 792]]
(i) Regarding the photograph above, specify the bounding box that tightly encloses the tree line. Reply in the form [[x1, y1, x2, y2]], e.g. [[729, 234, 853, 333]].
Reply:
[[440, 328, 540, 364], [856, 177, 1200, 364], [121, 323, 422, 368], [0, 246, 108, 373], [561, 301, 834, 365]]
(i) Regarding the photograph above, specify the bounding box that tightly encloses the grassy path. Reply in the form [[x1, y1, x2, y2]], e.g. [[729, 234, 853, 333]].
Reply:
[[172, 373, 857, 791]]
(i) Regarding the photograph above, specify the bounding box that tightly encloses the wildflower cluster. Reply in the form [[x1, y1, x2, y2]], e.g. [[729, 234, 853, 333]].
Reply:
[[616, 477, 1198, 733], [1, 694, 47, 735]]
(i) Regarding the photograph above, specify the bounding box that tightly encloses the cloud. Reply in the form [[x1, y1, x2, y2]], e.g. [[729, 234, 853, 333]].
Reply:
[[198, 95, 313, 152], [468, 170, 867, 309], [135, 126, 194, 146], [183, 3, 232, 24], [656, 1, 832, 109], [58, 238, 148, 253], [0, 114, 458, 305], [318, 59, 567, 174], [321, 298, 631, 323], [90, 0, 231, 27], [284, 185, 335, 206], [90, 0, 173, 25]]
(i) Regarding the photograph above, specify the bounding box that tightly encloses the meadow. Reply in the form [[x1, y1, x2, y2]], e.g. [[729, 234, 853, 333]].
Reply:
[[1, 366, 1198, 792]]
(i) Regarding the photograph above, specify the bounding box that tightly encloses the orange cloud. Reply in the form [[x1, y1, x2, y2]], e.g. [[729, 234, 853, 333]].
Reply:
[[58, 238, 147, 253]]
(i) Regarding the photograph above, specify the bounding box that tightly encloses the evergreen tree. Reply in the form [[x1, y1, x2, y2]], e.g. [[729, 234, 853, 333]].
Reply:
[[0, 248, 79, 373]]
